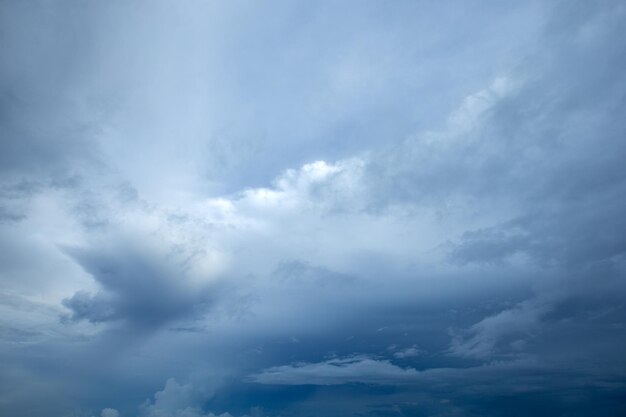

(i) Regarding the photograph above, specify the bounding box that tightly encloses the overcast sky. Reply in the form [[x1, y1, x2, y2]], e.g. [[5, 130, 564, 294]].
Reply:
[[1, 1, 626, 416]]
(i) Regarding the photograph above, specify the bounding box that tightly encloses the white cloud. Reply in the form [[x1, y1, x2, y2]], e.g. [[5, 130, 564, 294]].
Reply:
[[248, 355, 420, 385], [393, 345, 423, 359], [140, 378, 242, 417], [101, 408, 120, 417]]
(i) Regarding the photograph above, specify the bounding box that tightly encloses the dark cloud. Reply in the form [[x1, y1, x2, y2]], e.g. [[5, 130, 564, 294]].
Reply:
[[1, 1, 626, 416], [61, 240, 218, 329]]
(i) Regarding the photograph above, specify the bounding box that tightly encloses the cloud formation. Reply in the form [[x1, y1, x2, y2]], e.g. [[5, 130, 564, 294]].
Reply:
[[248, 356, 421, 386], [1, 1, 625, 416]]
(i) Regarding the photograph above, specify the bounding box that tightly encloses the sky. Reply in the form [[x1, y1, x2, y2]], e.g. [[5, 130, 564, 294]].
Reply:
[[1, 1, 625, 416]]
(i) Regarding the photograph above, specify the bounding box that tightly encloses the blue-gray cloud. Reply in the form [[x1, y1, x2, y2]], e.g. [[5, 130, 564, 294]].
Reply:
[[61, 240, 218, 328], [248, 355, 421, 386], [1, 1, 625, 416]]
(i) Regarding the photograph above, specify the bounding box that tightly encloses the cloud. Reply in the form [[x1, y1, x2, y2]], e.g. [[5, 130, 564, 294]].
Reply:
[[392, 345, 423, 359], [61, 234, 221, 329], [1, 1, 626, 416], [248, 355, 421, 386], [139, 378, 243, 417], [235, 159, 365, 216], [448, 299, 550, 360], [272, 260, 355, 288], [101, 408, 120, 417]]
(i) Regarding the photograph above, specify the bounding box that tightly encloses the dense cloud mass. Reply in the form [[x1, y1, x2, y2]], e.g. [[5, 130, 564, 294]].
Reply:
[[1, 1, 625, 416]]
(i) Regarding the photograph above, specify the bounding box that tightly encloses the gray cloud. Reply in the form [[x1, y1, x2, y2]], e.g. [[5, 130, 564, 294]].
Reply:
[[61, 238, 219, 329], [248, 355, 421, 386], [1, 1, 626, 416]]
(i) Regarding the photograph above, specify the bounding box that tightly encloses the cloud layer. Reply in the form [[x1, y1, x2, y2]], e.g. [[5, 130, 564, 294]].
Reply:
[[1, 1, 625, 416]]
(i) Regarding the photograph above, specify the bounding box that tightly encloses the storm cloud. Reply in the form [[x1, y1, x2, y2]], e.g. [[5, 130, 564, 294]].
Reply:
[[1, 1, 625, 416]]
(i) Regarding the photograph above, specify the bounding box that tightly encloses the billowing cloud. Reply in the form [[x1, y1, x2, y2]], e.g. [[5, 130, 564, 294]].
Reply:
[[140, 379, 246, 417], [61, 238, 219, 328], [1, 1, 625, 416]]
